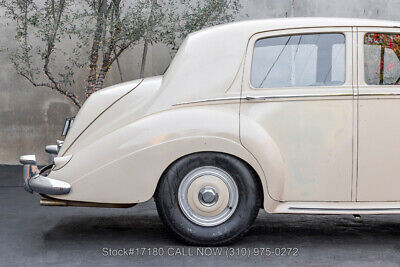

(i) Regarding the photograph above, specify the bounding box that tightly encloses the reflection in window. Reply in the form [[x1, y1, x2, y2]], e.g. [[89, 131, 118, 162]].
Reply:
[[251, 33, 345, 88], [364, 33, 400, 85]]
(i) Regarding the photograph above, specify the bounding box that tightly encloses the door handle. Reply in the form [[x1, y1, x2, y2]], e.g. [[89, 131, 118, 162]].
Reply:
[[244, 96, 266, 101]]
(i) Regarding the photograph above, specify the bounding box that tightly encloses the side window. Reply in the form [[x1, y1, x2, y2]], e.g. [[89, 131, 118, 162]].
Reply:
[[251, 33, 346, 88], [364, 33, 400, 85]]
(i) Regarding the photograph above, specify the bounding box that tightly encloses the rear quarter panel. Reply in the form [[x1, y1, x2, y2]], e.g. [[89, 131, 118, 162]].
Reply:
[[47, 104, 270, 205]]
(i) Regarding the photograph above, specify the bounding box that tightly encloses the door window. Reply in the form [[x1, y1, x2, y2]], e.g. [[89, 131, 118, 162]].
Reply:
[[364, 33, 400, 85], [251, 33, 346, 88]]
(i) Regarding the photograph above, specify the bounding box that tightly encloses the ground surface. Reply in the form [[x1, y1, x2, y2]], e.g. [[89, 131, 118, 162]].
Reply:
[[1, 165, 400, 267]]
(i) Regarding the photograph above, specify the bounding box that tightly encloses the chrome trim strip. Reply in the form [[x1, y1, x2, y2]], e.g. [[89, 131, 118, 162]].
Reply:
[[40, 198, 136, 208], [358, 92, 400, 97], [173, 93, 353, 106], [244, 93, 353, 101], [173, 96, 242, 106], [289, 207, 400, 211]]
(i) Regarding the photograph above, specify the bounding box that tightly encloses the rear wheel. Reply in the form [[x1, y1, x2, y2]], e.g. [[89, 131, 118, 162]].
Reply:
[[155, 152, 261, 246]]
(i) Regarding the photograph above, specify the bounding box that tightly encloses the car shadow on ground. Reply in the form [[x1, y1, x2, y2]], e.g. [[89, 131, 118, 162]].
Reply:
[[41, 209, 400, 248]]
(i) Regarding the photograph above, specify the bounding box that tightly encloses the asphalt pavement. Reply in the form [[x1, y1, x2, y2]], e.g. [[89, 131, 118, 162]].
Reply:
[[1, 165, 400, 267]]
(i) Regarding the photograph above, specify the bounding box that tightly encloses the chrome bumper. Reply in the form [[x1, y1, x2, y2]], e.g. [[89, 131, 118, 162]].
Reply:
[[20, 155, 71, 195]]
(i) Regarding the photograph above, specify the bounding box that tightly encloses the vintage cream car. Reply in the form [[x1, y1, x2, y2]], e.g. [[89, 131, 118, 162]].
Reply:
[[21, 17, 400, 245]]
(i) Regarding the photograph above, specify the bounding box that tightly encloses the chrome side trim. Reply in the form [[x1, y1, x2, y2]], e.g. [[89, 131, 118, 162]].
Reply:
[[173, 93, 353, 106], [244, 93, 353, 101], [289, 207, 400, 211], [358, 92, 400, 97], [40, 198, 136, 208], [173, 96, 242, 106]]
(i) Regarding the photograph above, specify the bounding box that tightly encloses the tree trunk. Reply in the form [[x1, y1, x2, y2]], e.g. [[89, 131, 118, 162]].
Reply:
[[140, 39, 149, 78], [85, 0, 108, 97], [94, 70, 107, 91], [139, 0, 156, 79], [115, 52, 124, 82]]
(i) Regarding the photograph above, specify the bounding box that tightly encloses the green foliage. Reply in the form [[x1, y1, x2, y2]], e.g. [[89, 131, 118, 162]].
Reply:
[[1, 0, 241, 107]]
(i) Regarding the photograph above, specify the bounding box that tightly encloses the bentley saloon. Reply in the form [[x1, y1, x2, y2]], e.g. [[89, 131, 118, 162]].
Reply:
[[20, 18, 400, 245]]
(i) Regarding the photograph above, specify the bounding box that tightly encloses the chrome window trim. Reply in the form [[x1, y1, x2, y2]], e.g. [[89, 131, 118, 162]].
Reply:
[[250, 32, 347, 89], [245, 27, 354, 91]]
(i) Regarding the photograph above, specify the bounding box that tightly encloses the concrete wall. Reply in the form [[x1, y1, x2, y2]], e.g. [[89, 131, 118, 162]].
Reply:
[[1, 0, 399, 165]]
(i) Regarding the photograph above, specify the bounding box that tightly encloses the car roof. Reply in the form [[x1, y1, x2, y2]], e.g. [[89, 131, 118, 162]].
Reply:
[[190, 17, 400, 37], [158, 18, 400, 107]]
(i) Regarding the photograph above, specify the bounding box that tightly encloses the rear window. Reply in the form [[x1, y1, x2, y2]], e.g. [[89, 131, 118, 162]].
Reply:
[[364, 33, 400, 85], [251, 33, 346, 88]]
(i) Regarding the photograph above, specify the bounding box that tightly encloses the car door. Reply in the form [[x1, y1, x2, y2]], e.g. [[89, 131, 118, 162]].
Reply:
[[356, 27, 400, 201], [240, 27, 355, 201]]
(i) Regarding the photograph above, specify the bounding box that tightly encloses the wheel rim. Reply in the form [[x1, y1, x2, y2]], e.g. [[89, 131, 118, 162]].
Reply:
[[178, 166, 239, 227]]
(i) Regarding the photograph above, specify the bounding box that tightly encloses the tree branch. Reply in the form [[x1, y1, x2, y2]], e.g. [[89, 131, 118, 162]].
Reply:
[[20, 71, 81, 107], [42, 0, 81, 107], [140, 0, 157, 78], [93, 0, 122, 91], [85, 0, 108, 97]]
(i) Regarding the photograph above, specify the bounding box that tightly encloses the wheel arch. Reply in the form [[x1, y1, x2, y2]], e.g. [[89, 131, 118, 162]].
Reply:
[[49, 107, 278, 209], [155, 149, 271, 211]]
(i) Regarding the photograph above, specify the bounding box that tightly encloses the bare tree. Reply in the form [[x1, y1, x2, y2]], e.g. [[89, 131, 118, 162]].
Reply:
[[1, 0, 241, 108]]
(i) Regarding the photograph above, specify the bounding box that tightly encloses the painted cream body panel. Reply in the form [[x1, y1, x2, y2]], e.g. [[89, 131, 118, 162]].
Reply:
[[50, 105, 240, 202], [358, 99, 400, 201], [240, 28, 354, 201], [356, 27, 400, 201], [63, 76, 163, 155], [53, 136, 272, 204], [43, 19, 400, 212], [241, 100, 354, 201], [49, 103, 274, 205], [58, 79, 143, 156]]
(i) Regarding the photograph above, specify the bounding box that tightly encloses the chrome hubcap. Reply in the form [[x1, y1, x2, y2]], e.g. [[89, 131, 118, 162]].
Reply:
[[198, 186, 219, 206], [178, 166, 239, 227]]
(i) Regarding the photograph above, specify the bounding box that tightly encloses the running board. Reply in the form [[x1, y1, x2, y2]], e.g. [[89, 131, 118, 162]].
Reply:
[[271, 202, 400, 214]]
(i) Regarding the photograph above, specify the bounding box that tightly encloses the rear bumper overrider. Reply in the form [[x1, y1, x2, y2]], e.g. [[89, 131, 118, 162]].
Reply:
[[20, 154, 71, 195]]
